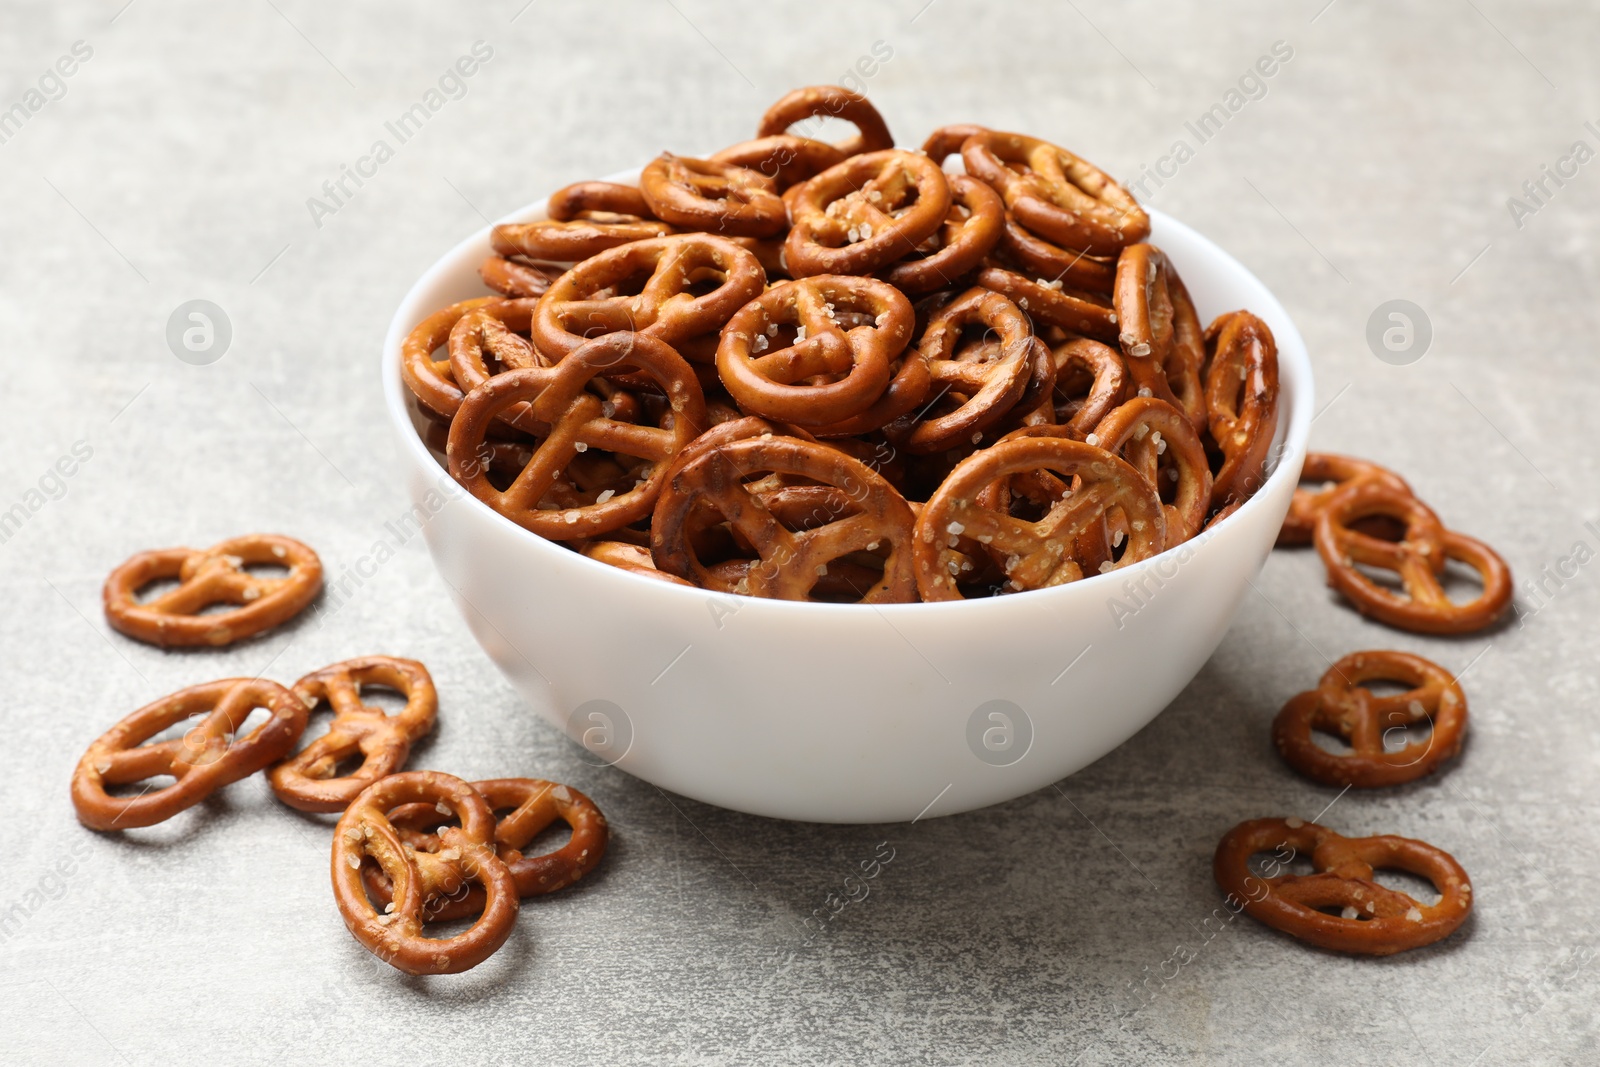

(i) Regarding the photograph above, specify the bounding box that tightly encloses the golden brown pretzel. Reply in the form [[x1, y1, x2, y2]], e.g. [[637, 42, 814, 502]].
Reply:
[[913, 436, 1166, 600], [546, 181, 653, 221], [448, 299, 541, 378], [448, 298, 548, 434], [708, 555, 884, 599], [808, 342, 932, 438], [975, 265, 1120, 345], [1204, 309, 1280, 508], [1090, 397, 1213, 544], [448, 333, 707, 539], [269, 656, 439, 814], [580, 539, 695, 585], [997, 215, 1118, 294], [71, 678, 307, 831], [657, 415, 820, 566], [969, 448, 1111, 582], [1112, 243, 1172, 360], [997, 326, 1060, 432], [1049, 337, 1128, 437], [491, 217, 675, 265], [1162, 263, 1209, 431], [1213, 817, 1472, 956], [715, 274, 914, 425], [331, 771, 519, 975], [424, 421, 537, 487], [1313, 480, 1512, 634], [363, 778, 610, 922], [667, 414, 818, 471], [675, 451, 881, 568], [479, 256, 561, 299], [1111, 244, 1203, 426], [1278, 453, 1412, 546], [1314, 477, 1445, 576], [920, 123, 990, 167], [729, 235, 790, 280], [1204, 496, 1245, 531], [818, 435, 908, 489], [579, 540, 654, 568], [532, 233, 765, 361], [451, 294, 544, 374], [785, 150, 953, 277], [103, 534, 323, 648], [652, 435, 918, 602], [493, 183, 672, 264], [889, 287, 1038, 453], [880, 173, 1005, 295], [961, 129, 1149, 255], [750, 483, 859, 530], [710, 135, 847, 191], [401, 296, 500, 419], [638, 153, 788, 238], [757, 85, 894, 157], [1273, 650, 1467, 788]]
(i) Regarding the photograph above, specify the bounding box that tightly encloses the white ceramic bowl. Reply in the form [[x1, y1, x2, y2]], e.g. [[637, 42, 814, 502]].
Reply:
[[382, 171, 1313, 823]]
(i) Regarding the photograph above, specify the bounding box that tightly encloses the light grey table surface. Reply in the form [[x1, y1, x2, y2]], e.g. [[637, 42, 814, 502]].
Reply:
[[3, 1, 1597, 1063]]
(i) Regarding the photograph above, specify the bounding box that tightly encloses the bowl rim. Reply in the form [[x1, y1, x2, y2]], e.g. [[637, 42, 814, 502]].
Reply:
[[381, 173, 1314, 618]]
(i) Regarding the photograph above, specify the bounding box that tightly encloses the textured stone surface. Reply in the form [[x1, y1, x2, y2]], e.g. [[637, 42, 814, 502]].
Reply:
[[2, 1, 1597, 1063]]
